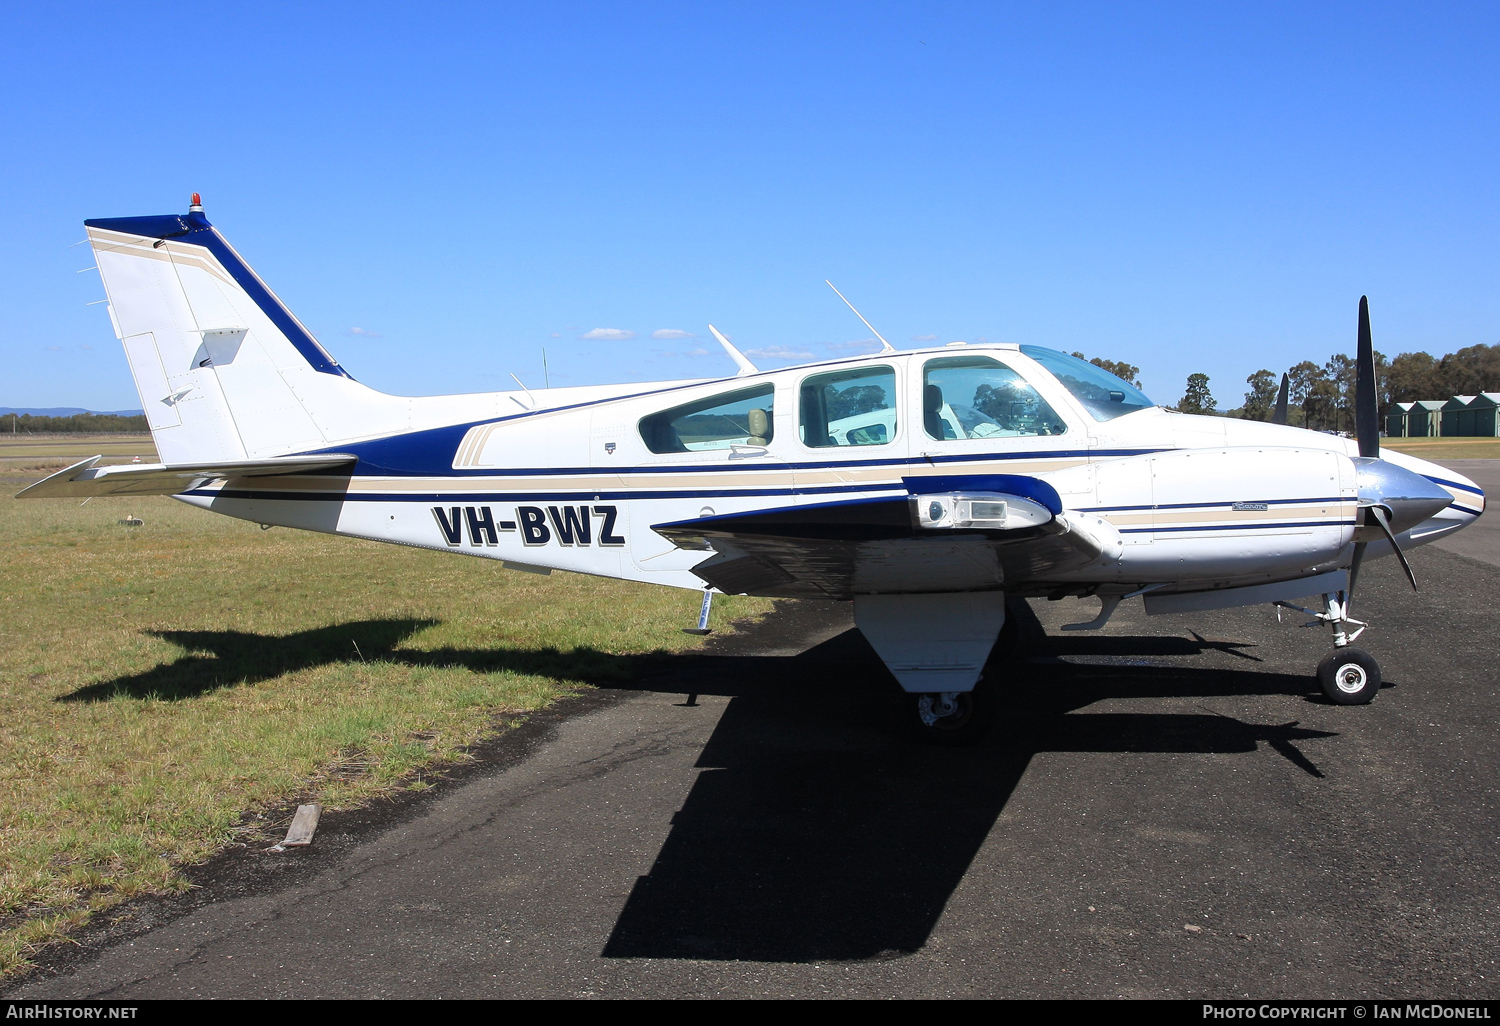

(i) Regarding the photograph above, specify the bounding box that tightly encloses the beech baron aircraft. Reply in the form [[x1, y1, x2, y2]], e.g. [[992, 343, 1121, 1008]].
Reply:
[[23, 197, 1486, 739]]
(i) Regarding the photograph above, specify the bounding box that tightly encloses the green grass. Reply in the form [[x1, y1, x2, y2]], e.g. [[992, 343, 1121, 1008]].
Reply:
[[1381, 437, 1500, 460], [0, 476, 771, 977]]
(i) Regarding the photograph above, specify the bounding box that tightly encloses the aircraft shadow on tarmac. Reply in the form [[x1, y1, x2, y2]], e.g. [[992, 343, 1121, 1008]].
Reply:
[[600, 604, 1337, 964], [60, 604, 1340, 964]]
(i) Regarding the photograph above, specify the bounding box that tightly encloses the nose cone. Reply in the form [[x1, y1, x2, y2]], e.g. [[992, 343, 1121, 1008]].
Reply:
[[1354, 457, 1454, 534]]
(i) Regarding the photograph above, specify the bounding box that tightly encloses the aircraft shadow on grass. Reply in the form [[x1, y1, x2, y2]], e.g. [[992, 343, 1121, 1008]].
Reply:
[[58, 605, 1341, 964], [56, 619, 441, 703]]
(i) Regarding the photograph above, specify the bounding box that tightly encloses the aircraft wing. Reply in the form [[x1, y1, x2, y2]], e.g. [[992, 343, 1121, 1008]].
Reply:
[[652, 474, 1123, 599], [15, 454, 358, 498]]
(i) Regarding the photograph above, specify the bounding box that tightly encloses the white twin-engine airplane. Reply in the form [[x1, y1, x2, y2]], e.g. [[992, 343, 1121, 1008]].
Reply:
[[25, 196, 1485, 740]]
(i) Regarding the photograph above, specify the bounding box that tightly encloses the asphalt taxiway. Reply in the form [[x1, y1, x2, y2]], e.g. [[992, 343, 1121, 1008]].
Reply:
[[6, 544, 1498, 999]]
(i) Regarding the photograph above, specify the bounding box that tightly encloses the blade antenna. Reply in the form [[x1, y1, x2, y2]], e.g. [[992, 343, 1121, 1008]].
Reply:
[[1272, 372, 1290, 425], [825, 280, 896, 353], [1355, 296, 1380, 458], [509, 372, 536, 409], [708, 325, 759, 376]]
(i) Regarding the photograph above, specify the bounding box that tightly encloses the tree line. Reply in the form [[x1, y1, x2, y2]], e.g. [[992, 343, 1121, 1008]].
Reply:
[[1167, 341, 1500, 430], [3, 412, 149, 434]]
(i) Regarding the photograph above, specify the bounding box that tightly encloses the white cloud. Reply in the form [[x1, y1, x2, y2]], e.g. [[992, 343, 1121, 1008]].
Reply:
[[684, 347, 710, 357], [911, 334, 938, 342], [79, 344, 94, 351], [549, 332, 561, 339], [827, 338, 882, 355], [652, 328, 697, 340], [745, 345, 814, 360], [346, 326, 380, 338], [45, 345, 63, 351], [580, 328, 637, 341]]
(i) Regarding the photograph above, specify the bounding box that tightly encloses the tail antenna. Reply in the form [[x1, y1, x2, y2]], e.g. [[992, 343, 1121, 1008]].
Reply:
[[825, 280, 896, 353]]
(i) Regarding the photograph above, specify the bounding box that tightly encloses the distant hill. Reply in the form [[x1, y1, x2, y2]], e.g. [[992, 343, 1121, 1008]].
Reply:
[[0, 407, 144, 417]]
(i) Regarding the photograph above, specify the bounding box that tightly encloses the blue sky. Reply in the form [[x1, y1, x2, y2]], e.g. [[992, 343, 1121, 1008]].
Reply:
[[3, 2, 1497, 411]]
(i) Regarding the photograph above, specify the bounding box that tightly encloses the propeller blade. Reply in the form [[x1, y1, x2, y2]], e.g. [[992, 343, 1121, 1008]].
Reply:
[[1369, 504, 1418, 592], [1272, 372, 1289, 425], [1355, 296, 1380, 458], [1347, 540, 1367, 600]]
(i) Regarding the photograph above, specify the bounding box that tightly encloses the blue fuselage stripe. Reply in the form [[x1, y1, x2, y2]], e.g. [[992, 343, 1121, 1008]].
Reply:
[[1423, 474, 1485, 498], [191, 483, 910, 503]]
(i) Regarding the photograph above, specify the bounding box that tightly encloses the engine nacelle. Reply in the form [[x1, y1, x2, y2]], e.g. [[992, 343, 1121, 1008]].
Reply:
[[1043, 447, 1358, 584]]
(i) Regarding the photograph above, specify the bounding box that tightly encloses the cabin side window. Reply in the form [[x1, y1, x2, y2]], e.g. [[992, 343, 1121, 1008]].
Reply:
[[921, 356, 1068, 440], [638, 384, 775, 454], [799, 366, 898, 447]]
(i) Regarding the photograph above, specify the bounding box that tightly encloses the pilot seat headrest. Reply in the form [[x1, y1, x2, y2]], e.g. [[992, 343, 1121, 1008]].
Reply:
[[746, 407, 769, 445]]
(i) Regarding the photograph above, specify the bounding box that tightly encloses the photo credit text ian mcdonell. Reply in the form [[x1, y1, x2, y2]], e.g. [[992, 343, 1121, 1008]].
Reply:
[[1203, 1005, 1493, 1020]]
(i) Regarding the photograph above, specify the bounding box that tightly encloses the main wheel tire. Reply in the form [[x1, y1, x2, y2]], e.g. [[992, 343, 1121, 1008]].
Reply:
[[913, 682, 995, 746], [1317, 648, 1381, 705]]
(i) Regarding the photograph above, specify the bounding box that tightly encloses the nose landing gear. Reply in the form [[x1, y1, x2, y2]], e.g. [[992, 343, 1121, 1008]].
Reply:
[[1277, 591, 1383, 705]]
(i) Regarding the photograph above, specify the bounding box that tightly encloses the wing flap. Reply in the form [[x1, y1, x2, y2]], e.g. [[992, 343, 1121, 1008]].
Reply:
[[16, 454, 357, 498]]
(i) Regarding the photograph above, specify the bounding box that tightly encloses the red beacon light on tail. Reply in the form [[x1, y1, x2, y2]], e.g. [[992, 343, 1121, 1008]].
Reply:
[[189, 193, 203, 212]]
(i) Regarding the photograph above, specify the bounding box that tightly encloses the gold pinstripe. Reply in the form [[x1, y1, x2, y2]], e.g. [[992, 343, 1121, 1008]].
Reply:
[[87, 227, 238, 289]]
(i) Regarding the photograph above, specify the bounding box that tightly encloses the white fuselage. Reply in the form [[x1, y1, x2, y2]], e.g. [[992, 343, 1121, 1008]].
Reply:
[[177, 344, 1483, 600], [69, 206, 1486, 699]]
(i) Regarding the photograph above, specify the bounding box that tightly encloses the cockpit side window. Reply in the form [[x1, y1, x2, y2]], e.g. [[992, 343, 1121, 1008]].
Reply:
[[638, 384, 774, 454], [921, 356, 1068, 440], [799, 365, 897, 447]]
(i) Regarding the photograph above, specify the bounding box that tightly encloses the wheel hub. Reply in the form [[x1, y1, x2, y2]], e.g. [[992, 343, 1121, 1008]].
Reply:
[[917, 692, 962, 727], [1335, 663, 1368, 694]]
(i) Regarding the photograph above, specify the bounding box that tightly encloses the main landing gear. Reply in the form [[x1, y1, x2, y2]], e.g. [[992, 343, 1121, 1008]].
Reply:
[[1278, 591, 1382, 705], [913, 685, 995, 745], [909, 613, 1019, 745]]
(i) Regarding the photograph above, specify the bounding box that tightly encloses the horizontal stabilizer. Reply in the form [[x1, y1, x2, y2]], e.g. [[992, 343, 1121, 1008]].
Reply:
[[16, 454, 356, 498]]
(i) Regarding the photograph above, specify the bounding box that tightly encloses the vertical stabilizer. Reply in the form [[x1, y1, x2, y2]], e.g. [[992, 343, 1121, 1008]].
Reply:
[[86, 196, 404, 463]]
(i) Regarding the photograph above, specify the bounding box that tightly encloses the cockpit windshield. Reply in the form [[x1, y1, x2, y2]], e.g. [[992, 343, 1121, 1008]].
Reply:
[[1019, 346, 1156, 422]]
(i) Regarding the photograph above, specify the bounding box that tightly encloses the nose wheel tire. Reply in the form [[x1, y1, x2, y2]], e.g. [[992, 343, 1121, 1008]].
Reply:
[[1317, 648, 1381, 705]]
